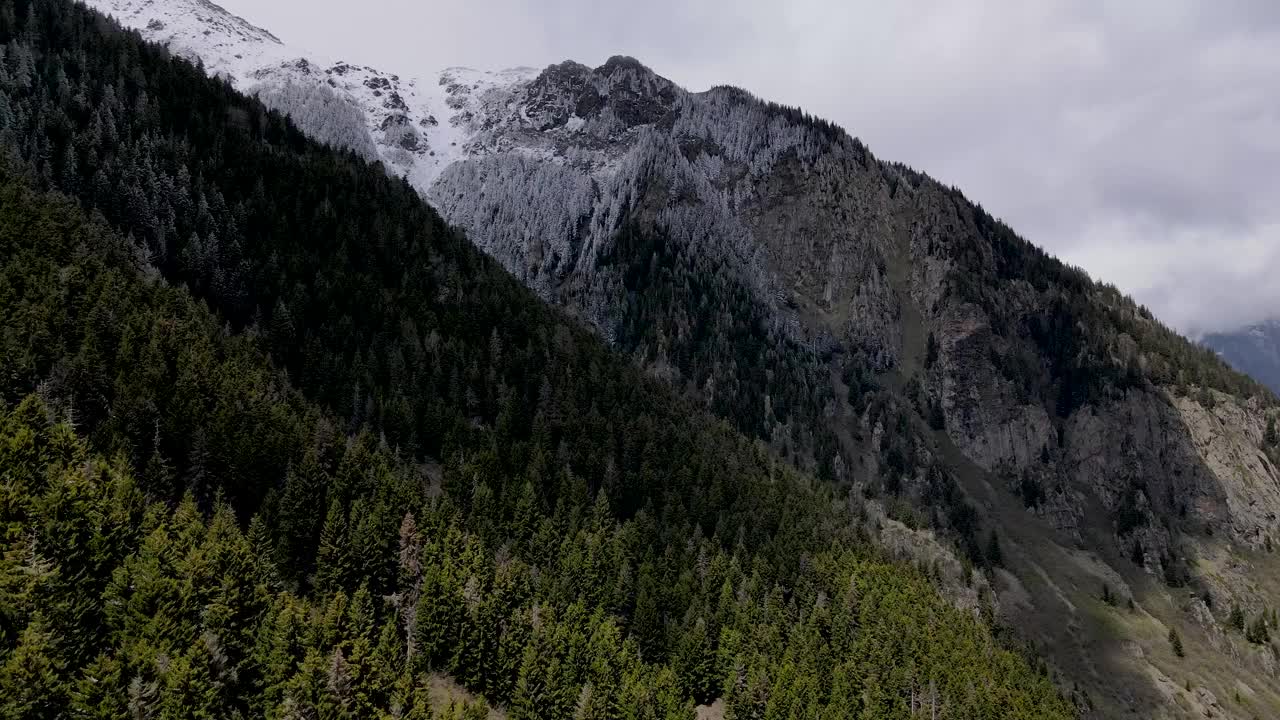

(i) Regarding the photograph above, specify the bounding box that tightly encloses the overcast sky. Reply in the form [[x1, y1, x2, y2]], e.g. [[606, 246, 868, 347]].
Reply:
[[219, 0, 1280, 336]]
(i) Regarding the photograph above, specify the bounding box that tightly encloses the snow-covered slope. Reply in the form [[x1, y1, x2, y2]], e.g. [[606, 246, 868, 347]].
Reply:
[[81, 0, 815, 315], [81, 0, 539, 184]]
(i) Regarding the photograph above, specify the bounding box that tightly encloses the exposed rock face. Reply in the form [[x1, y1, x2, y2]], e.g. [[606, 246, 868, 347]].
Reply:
[[1172, 393, 1280, 547], [522, 60, 594, 131], [380, 113, 421, 151], [428, 55, 1280, 720]]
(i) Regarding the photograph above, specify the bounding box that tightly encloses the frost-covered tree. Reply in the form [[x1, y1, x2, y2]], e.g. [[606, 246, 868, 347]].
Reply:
[[252, 81, 380, 160]]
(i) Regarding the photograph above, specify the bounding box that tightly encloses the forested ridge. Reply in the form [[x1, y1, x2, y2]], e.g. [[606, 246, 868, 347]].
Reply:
[[897, 167, 1276, 415], [0, 0, 1072, 717]]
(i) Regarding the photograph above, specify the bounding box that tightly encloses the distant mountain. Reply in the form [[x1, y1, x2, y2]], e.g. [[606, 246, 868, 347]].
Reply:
[[62, 2, 1280, 718], [1204, 320, 1280, 395]]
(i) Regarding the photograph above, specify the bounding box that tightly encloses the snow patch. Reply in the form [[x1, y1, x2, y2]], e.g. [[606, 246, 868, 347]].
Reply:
[[80, 0, 539, 188]]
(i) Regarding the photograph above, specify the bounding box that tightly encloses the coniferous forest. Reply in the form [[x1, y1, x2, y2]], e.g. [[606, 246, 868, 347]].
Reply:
[[0, 0, 1073, 717]]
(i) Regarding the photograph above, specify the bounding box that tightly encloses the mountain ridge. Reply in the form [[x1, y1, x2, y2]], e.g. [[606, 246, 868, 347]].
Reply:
[[83, 0, 545, 184]]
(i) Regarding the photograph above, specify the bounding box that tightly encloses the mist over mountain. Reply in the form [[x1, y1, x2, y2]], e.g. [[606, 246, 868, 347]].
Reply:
[[1204, 320, 1280, 396]]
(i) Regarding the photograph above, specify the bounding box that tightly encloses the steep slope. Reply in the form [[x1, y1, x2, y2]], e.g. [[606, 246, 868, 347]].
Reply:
[[0, 0, 1074, 718], [425, 56, 1280, 720], [1205, 320, 1280, 395], [424, 59, 1280, 720], [82, 0, 540, 182], [70, 2, 1280, 718]]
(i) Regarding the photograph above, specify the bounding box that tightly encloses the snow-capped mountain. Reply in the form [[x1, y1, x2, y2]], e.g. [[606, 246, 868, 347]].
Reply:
[[81, 0, 867, 339], [81, 0, 541, 188]]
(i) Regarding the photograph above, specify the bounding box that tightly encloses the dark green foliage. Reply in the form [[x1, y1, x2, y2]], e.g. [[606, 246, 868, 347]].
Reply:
[[1245, 615, 1270, 645], [1230, 604, 1247, 632], [927, 398, 946, 431], [986, 530, 1004, 568], [937, 195, 1274, 413], [600, 220, 839, 478], [1018, 472, 1044, 509], [0, 1, 1074, 716], [0, 393, 1073, 718], [1169, 627, 1184, 657], [1115, 485, 1149, 536]]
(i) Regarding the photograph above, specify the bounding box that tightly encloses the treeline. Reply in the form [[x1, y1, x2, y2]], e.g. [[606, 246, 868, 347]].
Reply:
[[0, 0, 1072, 716]]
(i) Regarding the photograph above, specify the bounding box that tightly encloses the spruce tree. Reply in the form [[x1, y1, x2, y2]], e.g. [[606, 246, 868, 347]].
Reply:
[[0, 614, 66, 720]]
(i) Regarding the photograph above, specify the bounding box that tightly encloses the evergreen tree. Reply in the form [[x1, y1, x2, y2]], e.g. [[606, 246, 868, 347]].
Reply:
[[1245, 614, 1270, 645], [986, 530, 1003, 568], [0, 614, 65, 720], [1230, 604, 1246, 632], [315, 500, 352, 594]]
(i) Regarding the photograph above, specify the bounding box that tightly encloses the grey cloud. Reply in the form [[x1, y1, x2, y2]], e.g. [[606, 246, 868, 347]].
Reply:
[[221, 0, 1280, 334]]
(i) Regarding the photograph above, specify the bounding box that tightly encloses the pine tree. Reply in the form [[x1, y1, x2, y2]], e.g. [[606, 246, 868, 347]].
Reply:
[[413, 564, 461, 670], [1245, 614, 1269, 645], [985, 530, 1003, 568], [0, 614, 66, 719], [315, 500, 352, 594], [1229, 604, 1246, 632], [1168, 627, 1184, 657], [674, 617, 716, 704], [67, 653, 128, 720], [632, 562, 664, 660]]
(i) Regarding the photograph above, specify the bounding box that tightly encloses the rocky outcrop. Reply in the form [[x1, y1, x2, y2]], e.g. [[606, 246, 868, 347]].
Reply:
[[1171, 393, 1280, 548]]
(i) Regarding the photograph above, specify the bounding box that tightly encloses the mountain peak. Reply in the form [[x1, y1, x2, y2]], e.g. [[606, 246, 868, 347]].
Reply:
[[597, 55, 651, 75], [92, 0, 281, 47]]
